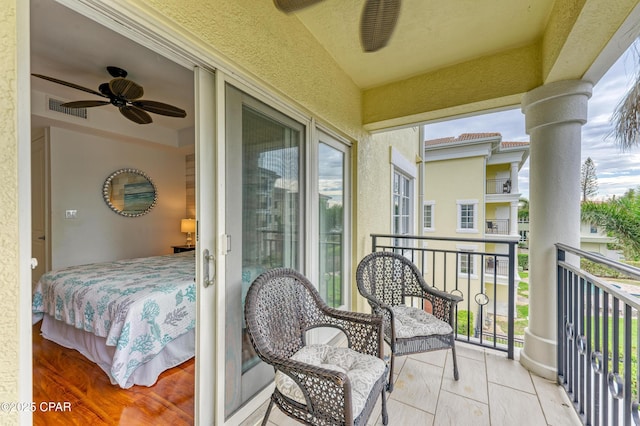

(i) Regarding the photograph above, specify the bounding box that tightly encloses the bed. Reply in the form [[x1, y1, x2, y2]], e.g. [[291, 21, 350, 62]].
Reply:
[[32, 251, 196, 389]]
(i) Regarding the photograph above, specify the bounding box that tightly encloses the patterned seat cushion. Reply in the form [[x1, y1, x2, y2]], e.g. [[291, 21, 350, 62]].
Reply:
[[391, 305, 453, 338], [275, 344, 386, 419]]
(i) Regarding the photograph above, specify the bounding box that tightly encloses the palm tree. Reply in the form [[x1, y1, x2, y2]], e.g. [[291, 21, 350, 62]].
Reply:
[[610, 42, 640, 151], [581, 190, 640, 260]]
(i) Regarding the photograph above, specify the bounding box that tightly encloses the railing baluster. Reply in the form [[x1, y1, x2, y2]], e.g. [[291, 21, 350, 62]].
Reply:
[[586, 277, 592, 425], [594, 284, 601, 426], [579, 276, 585, 418], [613, 297, 622, 426], [624, 304, 632, 426], [603, 291, 609, 425], [507, 241, 515, 358]]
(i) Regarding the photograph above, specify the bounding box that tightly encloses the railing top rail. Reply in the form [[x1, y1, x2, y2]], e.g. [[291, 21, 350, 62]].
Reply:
[[373, 244, 512, 258], [371, 233, 519, 246], [556, 242, 640, 281]]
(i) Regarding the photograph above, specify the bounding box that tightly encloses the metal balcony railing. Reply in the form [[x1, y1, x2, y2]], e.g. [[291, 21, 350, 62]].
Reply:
[[486, 178, 512, 194], [485, 257, 509, 276], [319, 232, 343, 307], [371, 234, 519, 358], [485, 219, 510, 235], [556, 243, 640, 425]]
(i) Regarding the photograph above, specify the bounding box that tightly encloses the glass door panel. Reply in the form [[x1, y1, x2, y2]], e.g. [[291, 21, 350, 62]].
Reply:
[[318, 142, 345, 308], [225, 85, 303, 417]]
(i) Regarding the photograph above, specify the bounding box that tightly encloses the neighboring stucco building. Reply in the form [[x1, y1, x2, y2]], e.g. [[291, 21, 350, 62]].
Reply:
[[422, 133, 529, 318], [580, 220, 621, 260]]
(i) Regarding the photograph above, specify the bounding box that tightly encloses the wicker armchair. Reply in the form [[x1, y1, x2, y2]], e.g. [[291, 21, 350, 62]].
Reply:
[[244, 268, 389, 426], [356, 251, 463, 391]]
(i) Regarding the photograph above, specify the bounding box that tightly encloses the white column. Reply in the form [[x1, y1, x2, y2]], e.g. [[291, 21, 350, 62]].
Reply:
[[520, 80, 592, 379], [510, 201, 519, 237], [510, 161, 519, 194]]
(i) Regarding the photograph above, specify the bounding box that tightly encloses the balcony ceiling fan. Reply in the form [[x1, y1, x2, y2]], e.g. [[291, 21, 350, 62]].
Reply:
[[32, 66, 187, 125], [273, 0, 401, 52]]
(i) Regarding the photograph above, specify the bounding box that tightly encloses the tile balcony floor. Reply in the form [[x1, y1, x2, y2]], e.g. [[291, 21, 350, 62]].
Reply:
[[241, 342, 582, 426]]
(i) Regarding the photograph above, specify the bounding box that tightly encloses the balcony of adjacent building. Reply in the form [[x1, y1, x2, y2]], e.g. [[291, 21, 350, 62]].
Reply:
[[485, 218, 510, 236], [486, 177, 513, 195]]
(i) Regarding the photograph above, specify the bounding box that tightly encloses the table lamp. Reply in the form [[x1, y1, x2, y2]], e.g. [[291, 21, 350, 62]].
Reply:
[[181, 218, 196, 247]]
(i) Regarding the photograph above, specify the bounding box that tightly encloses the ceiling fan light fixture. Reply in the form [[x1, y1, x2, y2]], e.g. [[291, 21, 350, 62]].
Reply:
[[273, 0, 324, 13], [109, 78, 144, 100], [360, 0, 401, 52], [32, 67, 186, 125]]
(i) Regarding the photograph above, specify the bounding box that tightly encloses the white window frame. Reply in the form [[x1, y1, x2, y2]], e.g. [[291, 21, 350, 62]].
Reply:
[[456, 199, 478, 233], [315, 129, 351, 311], [423, 200, 435, 232], [390, 147, 417, 238], [456, 244, 478, 278]]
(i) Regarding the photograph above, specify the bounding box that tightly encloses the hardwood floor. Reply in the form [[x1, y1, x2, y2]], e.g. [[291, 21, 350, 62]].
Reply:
[[32, 323, 194, 425]]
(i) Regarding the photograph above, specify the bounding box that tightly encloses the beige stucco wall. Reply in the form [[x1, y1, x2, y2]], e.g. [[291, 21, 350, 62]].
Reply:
[[425, 156, 486, 238], [354, 127, 421, 311], [0, 0, 20, 424], [138, 0, 366, 142]]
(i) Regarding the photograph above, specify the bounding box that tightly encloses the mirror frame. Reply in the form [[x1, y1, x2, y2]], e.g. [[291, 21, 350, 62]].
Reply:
[[102, 168, 158, 217]]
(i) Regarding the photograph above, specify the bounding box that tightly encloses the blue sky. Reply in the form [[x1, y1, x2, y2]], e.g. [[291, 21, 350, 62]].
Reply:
[[424, 46, 640, 201]]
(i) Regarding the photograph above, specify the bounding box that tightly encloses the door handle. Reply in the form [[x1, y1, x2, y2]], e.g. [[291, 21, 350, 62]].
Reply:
[[203, 249, 215, 288], [38, 235, 45, 240]]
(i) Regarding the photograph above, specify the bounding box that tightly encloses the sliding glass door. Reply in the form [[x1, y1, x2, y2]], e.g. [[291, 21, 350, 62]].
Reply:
[[224, 85, 304, 416], [317, 133, 349, 309]]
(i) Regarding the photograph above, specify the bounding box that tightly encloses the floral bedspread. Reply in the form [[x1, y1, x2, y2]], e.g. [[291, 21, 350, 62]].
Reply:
[[32, 251, 196, 387]]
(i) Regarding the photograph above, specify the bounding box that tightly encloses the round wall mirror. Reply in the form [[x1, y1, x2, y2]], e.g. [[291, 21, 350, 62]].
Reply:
[[103, 168, 158, 217]]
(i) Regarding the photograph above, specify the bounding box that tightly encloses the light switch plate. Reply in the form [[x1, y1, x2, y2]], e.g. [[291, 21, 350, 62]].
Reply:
[[65, 209, 78, 219]]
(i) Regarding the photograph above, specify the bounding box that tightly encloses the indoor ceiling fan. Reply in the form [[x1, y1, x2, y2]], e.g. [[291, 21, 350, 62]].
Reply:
[[273, 0, 401, 52], [32, 66, 187, 125]]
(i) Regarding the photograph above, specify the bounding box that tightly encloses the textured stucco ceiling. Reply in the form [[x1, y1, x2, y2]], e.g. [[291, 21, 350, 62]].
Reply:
[[294, 0, 555, 89]]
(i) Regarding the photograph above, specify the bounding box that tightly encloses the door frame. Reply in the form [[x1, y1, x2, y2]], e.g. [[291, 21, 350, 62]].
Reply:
[[24, 1, 225, 424], [21, 2, 355, 424]]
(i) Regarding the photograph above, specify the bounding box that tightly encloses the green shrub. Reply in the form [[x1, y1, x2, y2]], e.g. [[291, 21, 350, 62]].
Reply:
[[581, 259, 623, 278], [457, 310, 474, 336], [518, 253, 529, 271]]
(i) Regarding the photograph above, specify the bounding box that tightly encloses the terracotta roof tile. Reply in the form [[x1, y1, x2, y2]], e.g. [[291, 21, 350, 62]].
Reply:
[[424, 132, 501, 147], [502, 141, 529, 148], [424, 136, 456, 146], [458, 132, 501, 141]]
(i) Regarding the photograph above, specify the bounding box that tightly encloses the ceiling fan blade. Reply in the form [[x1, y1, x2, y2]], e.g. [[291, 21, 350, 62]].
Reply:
[[273, 0, 324, 13], [61, 100, 110, 108], [31, 74, 107, 98], [119, 105, 152, 124], [132, 100, 187, 118], [109, 77, 144, 100], [360, 0, 401, 52]]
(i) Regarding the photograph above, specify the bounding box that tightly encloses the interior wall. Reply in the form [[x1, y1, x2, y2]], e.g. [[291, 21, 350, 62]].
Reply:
[[186, 153, 195, 218], [47, 126, 187, 269]]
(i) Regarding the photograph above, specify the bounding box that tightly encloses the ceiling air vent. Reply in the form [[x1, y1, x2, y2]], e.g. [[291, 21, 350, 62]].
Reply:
[[48, 98, 88, 119]]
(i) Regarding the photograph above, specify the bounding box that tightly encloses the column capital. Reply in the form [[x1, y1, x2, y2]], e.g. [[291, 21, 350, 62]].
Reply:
[[521, 80, 593, 134]]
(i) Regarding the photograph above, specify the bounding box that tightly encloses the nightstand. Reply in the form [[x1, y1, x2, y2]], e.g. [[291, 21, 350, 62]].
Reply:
[[172, 245, 196, 253]]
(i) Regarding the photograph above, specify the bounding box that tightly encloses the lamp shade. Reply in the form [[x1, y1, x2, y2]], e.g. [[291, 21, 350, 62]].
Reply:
[[181, 218, 196, 233]]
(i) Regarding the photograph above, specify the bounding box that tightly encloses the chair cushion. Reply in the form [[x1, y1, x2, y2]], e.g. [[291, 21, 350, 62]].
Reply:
[[275, 344, 386, 419], [391, 305, 453, 338]]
